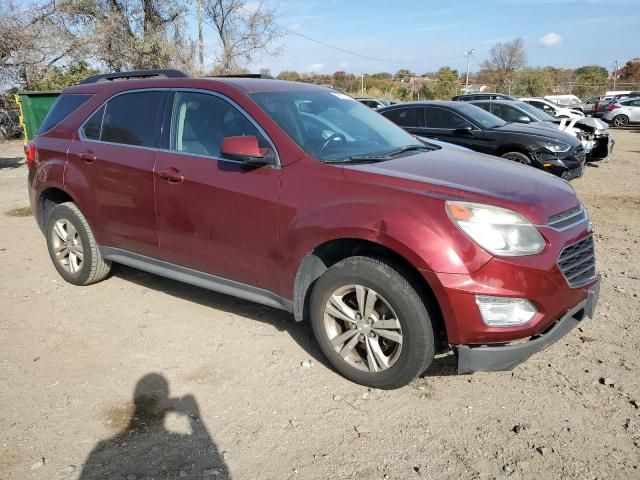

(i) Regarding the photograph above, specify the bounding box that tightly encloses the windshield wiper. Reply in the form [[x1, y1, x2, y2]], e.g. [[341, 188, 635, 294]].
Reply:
[[323, 144, 432, 164], [381, 144, 431, 156], [323, 156, 388, 164]]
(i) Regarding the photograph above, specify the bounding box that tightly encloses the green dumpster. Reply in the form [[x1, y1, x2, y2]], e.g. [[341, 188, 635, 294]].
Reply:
[[14, 91, 61, 142]]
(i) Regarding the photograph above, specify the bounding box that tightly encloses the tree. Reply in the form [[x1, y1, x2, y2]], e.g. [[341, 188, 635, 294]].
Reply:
[[573, 65, 608, 98], [370, 72, 392, 80], [394, 69, 413, 80], [418, 83, 434, 100], [433, 67, 459, 99], [277, 70, 301, 81], [619, 60, 640, 83], [482, 37, 527, 93], [513, 68, 553, 97], [29, 60, 100, 90], [203, 0, 284, 74], [1, 0, 86, 89], [61, 0, 194, 72]]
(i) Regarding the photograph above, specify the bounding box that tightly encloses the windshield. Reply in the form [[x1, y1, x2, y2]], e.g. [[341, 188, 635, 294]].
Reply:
[[516, 101, 556, 122], [249, 90, 423, 161], [453, 103, 507, 128]]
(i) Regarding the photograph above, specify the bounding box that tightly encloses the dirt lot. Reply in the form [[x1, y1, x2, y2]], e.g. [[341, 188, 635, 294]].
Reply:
[[1, 130, 639, 480]]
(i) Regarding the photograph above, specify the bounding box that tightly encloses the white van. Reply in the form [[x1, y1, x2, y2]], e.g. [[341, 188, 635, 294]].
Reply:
[[544, 95, 582, 106]]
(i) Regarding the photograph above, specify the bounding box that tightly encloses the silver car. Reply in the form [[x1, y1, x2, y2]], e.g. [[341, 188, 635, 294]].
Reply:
[[602, 98, 640, 127]]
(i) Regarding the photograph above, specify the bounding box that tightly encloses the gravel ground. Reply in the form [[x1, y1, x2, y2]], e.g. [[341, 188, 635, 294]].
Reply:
[[1, 130, 639, 480]]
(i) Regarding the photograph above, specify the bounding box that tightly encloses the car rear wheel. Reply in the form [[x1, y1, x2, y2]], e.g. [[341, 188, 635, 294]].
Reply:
[[309, 256, 435, 389], [501, 151, 531, 165], [46, 202, 111, 285], [612, 114, 629, 128]]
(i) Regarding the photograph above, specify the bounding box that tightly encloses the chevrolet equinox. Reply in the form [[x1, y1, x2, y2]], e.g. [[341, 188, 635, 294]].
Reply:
[[26, 70, 600, 389]]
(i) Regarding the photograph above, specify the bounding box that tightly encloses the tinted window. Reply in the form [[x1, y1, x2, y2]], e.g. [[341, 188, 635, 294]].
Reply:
[[473, 102, 491, 112], [383, 107, 422, 127], [82, 105, 104, 140], [101, 91, 163, 147], [38, 94, 91, 134], [492, 104, 526, 122], [451, 103, 507, 128], [171, 92, 266, 157], [424, 107, 472, 129]]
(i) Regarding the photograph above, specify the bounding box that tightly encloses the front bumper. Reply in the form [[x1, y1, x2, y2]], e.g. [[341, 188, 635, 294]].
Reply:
[[589, 134, 614, 159], [456, 276, 600, 373], [534, 150, 585, 180]]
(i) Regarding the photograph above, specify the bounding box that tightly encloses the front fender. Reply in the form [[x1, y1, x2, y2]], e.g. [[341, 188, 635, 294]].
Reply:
[[279, 199, 492, 298]]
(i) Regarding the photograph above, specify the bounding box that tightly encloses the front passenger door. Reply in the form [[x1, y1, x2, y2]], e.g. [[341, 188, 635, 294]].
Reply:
[[154, 91, 280, 291], [420, 106, 493, 154]]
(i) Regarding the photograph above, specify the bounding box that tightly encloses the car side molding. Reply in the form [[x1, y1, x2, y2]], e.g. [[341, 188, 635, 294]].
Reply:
[[100, 247, 293, 312]]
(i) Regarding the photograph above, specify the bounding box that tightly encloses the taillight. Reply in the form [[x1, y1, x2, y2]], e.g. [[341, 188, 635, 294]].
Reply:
[[605, 104, 620, 112], [24, 142, 37, 168]]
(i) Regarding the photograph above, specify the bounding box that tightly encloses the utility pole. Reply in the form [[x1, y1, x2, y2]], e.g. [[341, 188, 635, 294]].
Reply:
[[464, 49, 475, 94], [197, 0, 204, 75], [613, 60, 619, 89], [361, 74, 365, 95]]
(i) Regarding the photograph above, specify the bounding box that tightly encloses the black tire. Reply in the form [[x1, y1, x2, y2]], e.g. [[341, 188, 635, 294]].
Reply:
[[309, 256, 435, 389], [612, 114, 629, 128], [501, 151, 531, 165], [45, 202, 111, 285]]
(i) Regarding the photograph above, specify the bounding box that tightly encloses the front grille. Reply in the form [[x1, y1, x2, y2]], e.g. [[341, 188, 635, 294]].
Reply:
[[557, 236, 596, 288], [547, 205, 586, 230]]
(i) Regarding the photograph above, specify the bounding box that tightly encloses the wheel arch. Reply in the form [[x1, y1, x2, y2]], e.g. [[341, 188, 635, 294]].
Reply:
[[292, 237, 449, 351], [496, 144, 532, 158], [37, 186, 77, 232]]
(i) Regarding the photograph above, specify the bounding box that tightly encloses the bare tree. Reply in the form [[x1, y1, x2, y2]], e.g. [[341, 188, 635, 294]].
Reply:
[[60, 0, 195, 72], [1, 0, 88, 88], [203, 0, 283, 74], [482, 37, 527, 93]]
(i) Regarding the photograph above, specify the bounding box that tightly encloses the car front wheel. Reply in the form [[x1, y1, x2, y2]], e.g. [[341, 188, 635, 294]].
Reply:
[[309, 256, 435, 389], [501, 151, 531, 165]]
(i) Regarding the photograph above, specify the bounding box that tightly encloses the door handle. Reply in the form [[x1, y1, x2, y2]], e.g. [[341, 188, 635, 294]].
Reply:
[[78, 151, 96, 163], [157, 168, 184, 183]]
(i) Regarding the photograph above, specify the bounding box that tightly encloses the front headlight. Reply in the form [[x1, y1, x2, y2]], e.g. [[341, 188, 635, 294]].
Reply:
[[446, 201, 545, 256], [541, 141, 571, 153]]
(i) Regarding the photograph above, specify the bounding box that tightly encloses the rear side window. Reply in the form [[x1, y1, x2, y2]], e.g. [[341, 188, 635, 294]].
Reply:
[[38, 94, 92, 134], [424, 107, 471, 129], [98, 91, 163, 147], [382, 107, 422, 127], [82, 105, 105, 140]]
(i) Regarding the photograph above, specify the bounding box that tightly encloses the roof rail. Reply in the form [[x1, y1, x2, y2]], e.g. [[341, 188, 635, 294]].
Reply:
[[79, 69, 190, 85]]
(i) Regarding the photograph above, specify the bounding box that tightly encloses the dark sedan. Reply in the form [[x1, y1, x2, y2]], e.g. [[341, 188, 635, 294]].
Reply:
[[469, 100, 614, 160], [378, 101, 586, 180]]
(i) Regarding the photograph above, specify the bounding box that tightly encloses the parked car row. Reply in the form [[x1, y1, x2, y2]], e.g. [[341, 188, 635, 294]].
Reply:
[[377, 101, 589, 180], [26, 70, 600, 389]]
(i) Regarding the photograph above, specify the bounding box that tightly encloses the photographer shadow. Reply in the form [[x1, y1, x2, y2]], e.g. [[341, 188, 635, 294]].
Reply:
[[79, 373, 229, 480]]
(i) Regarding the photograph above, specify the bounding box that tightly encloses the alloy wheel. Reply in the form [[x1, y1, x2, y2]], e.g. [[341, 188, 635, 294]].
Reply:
[[50, 218, 84, 273], [323, 285, 403, 373], [613, 115, 628, 128]]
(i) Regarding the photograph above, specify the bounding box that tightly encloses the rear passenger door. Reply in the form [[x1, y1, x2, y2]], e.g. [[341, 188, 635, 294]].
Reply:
[[153, 90, 280, 291], [67, 90, 164, 257]]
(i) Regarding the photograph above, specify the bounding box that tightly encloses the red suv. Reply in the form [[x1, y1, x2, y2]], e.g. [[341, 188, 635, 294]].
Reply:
[[27, 70, 600, 389]]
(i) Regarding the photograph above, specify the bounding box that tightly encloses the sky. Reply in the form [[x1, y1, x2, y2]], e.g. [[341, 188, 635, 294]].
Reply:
[[194, 0, 640, 76]]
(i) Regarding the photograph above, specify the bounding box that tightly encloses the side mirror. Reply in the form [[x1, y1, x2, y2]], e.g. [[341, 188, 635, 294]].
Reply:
[[516, 115, 531, 124], [220, 136, 270, 165], [454, 125, 474, 135]]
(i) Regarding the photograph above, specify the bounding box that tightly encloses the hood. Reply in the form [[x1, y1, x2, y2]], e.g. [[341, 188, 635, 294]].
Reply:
[[576, 116, 609, 132], [342, 147, 579, 225], [493, 122, 582, 146]]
